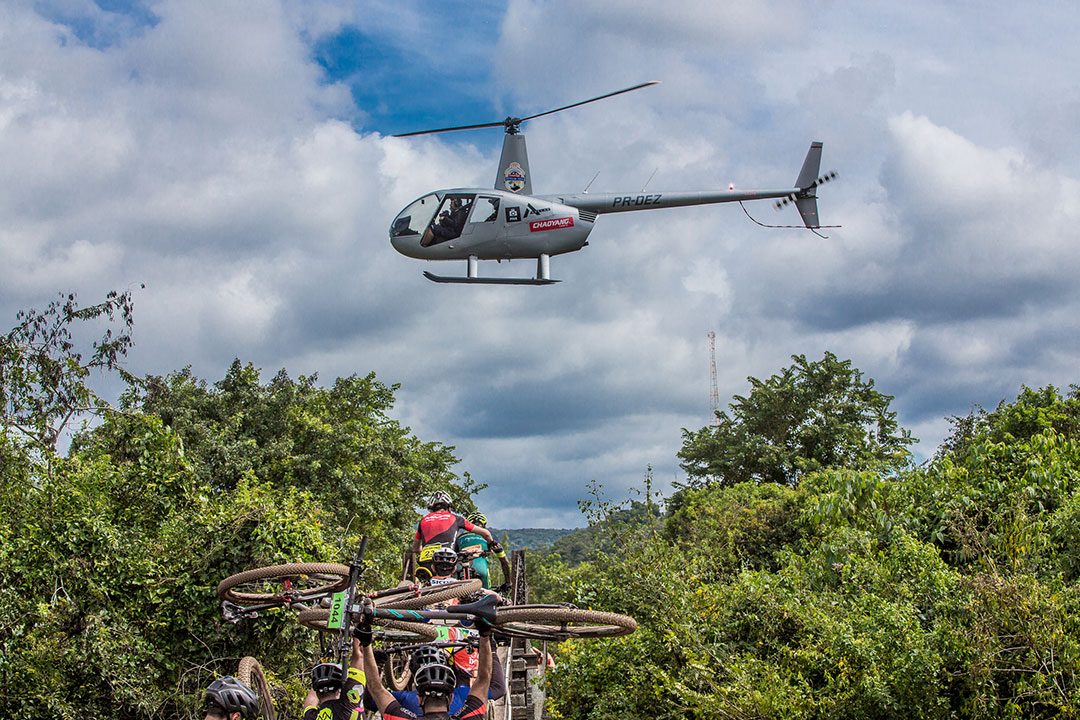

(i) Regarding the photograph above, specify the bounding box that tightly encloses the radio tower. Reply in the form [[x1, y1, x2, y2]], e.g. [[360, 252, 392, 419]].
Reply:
[[708, 331, 720, 425]]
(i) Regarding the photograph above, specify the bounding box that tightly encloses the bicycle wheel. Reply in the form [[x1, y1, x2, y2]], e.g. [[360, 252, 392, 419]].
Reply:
[[493, 606, 637, 640], [384, 651, 412, 692], [237, 656, 277, 720], [295, 608, 440, 642], [372, 579, 483, 609], [218, 563, 350, 605]]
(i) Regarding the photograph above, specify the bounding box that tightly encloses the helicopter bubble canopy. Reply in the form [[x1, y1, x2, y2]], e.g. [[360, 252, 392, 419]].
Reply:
[[389, 192, 442, 241]]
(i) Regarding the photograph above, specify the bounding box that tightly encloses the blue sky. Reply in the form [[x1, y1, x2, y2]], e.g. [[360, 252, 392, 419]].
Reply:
[[3, 0, 1080, 527]]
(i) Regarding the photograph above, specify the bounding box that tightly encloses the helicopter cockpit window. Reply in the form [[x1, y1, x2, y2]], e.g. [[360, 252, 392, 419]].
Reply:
[[391, 193, 440, 238], [422, 193, 475, 247], [469, 195, 500, 224]]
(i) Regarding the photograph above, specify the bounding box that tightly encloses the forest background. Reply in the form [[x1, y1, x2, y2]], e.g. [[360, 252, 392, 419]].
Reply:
[[3, 291, 1080, 719]]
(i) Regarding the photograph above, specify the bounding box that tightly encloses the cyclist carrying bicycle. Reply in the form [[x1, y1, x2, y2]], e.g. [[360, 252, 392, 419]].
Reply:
[[362, 619, 493, 719], [412, 491, 495, 582], [455, 511, 510, 590], [203, 677, 259, 720], [301, 637, 365, 720]]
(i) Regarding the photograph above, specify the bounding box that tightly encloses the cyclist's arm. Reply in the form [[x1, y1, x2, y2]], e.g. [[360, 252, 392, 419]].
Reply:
[[469, 632, 493, 703], [497, 550, 511, 581], [362, 644, 395, 713], [301, 688, 319, 717], [349, 636, 364, 672], [474, 526, 494, 544]]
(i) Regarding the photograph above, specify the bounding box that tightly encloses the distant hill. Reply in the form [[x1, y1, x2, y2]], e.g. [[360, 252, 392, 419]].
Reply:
[[489, 527, 577, 551]]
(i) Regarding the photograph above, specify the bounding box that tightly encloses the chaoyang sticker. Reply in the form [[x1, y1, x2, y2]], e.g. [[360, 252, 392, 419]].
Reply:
[[529, 217, 574, 232], [504, 162, 526, 192]]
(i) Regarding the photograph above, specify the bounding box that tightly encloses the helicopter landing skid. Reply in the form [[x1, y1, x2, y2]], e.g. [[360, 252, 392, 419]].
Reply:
[[423, 271, 559, 285]]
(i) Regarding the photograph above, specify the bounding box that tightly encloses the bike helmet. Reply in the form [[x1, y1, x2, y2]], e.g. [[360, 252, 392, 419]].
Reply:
[[466, 511, 487, 527], [431, 547, 458, 576], [311, 662, 345, 693], [204, 677, 258, 720], [409, 645, 450, 673], [427, 490, 453, 511], [414, 659, 457, 698]]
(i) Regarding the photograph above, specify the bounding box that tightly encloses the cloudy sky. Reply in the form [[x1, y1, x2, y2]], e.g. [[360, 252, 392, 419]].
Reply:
[[3, 0, 1078, 527]]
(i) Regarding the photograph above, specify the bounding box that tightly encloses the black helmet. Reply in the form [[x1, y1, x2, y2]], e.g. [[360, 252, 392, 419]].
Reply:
[[466, 511, 487, 526], [311, 662, 345, 693], [414, 659, 456, 698], [409, 645, 450, 673], [204, 676, 258, 719], [427, 490, 453, 511], [431, 547, 457, 575]]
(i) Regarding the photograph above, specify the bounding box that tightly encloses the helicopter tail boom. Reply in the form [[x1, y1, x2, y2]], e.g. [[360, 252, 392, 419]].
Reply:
[[547, 141, 835, 229]]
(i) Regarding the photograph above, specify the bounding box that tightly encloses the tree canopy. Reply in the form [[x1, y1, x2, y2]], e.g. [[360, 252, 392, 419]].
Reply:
[[0, 292, 475, 718], [678, 351, 914, 488]]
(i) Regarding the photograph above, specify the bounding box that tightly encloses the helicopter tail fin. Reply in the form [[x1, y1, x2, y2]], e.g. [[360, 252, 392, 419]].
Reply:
[[784, 142, 837, 229], [795, 142, 823, 192], [794, 142, 823, 227]]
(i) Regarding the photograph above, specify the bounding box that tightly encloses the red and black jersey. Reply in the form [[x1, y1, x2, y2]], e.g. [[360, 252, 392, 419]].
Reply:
[[382, 694, 485, 720], [415, 511, 475, 548]]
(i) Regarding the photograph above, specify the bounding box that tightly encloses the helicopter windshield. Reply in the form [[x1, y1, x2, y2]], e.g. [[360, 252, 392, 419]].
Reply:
[[390, 193, 440, 239]]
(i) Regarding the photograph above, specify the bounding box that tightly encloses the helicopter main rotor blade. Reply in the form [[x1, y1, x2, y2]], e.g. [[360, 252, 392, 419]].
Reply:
[[392, 120, 509, 138], [516, 81, 660, 124], [391, 81, 660, 138]]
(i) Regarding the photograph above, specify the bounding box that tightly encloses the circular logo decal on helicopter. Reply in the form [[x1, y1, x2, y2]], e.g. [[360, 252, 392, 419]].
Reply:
[[504, 162, 526, 192]]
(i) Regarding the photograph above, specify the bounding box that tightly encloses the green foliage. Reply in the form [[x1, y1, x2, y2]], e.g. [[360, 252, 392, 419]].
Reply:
[[0, 293, 477, 719], [678, 352, 914, 487], [488, 527, 577, 552], [545, 383, 1080, 719], [116, 360, 464, 583]]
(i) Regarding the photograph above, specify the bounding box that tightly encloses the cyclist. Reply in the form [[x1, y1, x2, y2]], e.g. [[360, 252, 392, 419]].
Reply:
[[423, 547, 461, 585], [301, 636, 365, 720], [362, 622, 493, 720], [382, 625, 507, 716], [412, 491, 494, 581], [455, 511, 510, 590], [203, 676, 259, 720]]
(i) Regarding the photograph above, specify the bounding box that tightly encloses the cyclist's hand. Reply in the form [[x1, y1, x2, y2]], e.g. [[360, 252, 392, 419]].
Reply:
[[353, 620, 374, 647], [489, 540, 503, 553], [473, 617, 494, 637]]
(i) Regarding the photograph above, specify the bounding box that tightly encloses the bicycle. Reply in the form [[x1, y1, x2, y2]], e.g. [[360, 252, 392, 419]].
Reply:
[[237, 656, 277, 720], [217, 537, 482, 664], [359, 592, 637, 642]]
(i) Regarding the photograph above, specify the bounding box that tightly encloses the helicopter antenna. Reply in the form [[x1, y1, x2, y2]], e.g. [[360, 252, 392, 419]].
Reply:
[[393, 81, 661, 138], [582, 170, 601, 194], [641, 167, 658, 193]]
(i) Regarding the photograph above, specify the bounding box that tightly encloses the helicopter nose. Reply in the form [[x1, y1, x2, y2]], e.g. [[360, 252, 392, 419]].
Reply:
[[390, 230, 424, 259]]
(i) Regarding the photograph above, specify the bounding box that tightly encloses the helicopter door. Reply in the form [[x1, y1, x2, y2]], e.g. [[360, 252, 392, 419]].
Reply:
[[422, 193, 476, 247]]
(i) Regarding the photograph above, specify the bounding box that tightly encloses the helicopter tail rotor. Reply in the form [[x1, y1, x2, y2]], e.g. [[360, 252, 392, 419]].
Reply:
[[771, 142, 838, 229]]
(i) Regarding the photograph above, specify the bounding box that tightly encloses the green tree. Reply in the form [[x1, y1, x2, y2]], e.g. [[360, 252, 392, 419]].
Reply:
[[678, 351, 913, 488], [116, 360, 468, 580], [1, 290, 135, 470], [1, 292, 481, 718]]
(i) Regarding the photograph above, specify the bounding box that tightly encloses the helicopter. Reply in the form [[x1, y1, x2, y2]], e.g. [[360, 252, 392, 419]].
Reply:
[[388, 81, 837, 285]]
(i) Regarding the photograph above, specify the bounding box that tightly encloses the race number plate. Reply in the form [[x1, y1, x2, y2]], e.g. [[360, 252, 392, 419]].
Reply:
[[327, 591, 347, 629]]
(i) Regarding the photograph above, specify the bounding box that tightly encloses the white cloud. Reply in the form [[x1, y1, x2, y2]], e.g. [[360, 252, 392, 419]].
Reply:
[[4, 0, 1080, 528]]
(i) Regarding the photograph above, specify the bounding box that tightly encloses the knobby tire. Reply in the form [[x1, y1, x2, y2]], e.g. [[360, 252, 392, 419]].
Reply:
[[493, 606, 637, 640], [373, 579, 483, 609], [295, 608, 440, 642], [217, 563, 350, 605], [237, 656, 277, 720]]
